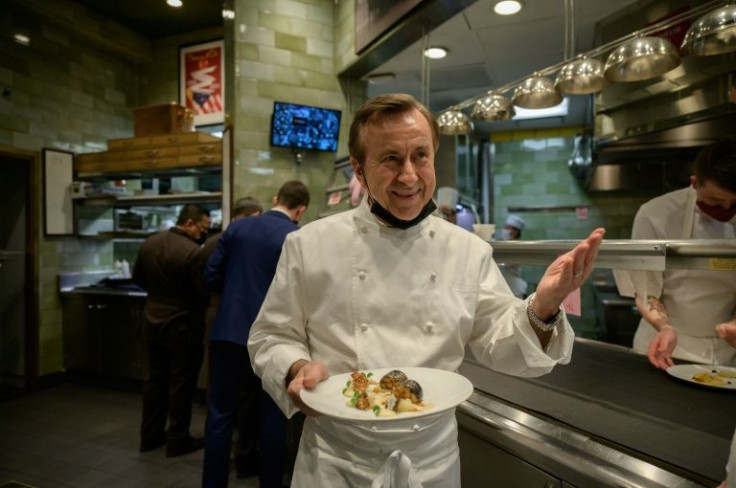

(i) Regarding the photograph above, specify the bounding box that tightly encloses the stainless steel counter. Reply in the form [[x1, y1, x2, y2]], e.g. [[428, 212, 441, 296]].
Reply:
[[458, 339, 734, 487]]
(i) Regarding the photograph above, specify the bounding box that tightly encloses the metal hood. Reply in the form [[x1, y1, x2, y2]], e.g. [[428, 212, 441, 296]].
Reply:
[[569, 0, 736, 192]]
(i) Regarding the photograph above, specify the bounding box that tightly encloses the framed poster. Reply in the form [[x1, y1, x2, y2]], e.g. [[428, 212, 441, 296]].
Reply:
[[179, 39, 225, 127], [42, 148, 74, 236]]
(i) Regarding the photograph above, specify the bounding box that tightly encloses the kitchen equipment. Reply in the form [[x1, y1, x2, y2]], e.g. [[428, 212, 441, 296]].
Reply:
[[604, 36, 681, 82], [555, 56, 609, 94], [511, 73, 562, 109], [437, 109, 473, 135], [471, 93, 515, 121]]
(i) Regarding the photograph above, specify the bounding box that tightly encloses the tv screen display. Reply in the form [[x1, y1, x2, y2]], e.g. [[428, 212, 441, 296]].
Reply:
[[270, 101, 341, 153]]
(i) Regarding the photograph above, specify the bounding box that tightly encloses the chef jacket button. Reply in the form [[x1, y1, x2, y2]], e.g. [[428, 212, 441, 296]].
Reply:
[[430, 272, 437, 282], [361, 226, 368, 233], [360, 323, 368, 332], [425, 322, 434, 332], [358, 271, 366, 280], [429, 230, 436, 238], [412, 424, 420, 432]]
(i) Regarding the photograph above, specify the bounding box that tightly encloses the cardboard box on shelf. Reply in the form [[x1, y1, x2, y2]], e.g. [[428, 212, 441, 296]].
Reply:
[[133, 102, 194, 137]]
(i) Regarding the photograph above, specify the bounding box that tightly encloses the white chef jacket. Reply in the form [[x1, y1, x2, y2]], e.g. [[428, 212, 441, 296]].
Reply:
[[631, 187, 736, 365], [248, 197, 575, 487]]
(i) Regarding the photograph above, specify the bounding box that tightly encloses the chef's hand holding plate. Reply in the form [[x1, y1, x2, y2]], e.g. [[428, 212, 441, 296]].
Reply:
[[533, 228, 605, 320], [287, 359, 328, 416]]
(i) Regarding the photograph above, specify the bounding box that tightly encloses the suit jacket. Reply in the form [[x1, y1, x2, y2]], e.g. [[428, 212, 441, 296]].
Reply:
[[204, 210, 298, 346], [133, 227, 203, 335]]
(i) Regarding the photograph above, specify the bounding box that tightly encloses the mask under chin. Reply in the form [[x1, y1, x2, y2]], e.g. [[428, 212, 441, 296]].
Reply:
[[369, 199, 437, 229]]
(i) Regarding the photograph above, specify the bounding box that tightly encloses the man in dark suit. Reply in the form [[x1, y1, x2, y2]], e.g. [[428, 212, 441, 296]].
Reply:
[[133, 204, 210, 457], [202, 181, 310, 488]]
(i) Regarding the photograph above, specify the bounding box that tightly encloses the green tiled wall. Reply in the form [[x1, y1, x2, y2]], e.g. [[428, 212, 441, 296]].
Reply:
[[229, 0, 363, 222], [491, 133, 653, 339], [3, 0, 222, 375]]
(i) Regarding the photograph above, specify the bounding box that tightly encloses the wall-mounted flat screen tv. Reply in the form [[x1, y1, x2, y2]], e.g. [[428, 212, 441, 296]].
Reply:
[[270, 101, 341, 153]]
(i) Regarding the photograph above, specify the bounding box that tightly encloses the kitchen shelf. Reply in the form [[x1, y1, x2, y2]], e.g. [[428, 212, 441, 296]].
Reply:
[[75, 165, 222, 181], [77, 191, 222, 207], [489, 239, 736, 271]]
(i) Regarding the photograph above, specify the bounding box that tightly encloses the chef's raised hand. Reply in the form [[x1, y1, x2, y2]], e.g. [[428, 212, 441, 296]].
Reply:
[[533, 228, 605, 319], [286, 359, 328, 416]]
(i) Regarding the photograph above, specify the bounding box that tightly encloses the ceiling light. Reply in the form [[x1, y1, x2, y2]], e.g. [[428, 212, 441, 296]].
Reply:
[[424, 47, 448, 59], [437, 110, 473, 135], [365, 72, 396, 84], [13, 33, 30, 46], [167, 0, 183, 7], [513, 98, 569, 120], [493, 1, 523, 16]]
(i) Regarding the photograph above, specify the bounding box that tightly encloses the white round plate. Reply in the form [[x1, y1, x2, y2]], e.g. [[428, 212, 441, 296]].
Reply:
[[299, 367, 474, 421], [666, 364, 736, 390]]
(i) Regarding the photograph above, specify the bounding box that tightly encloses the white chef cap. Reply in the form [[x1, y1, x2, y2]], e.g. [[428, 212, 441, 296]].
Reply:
[[505, 214, 525, 230]]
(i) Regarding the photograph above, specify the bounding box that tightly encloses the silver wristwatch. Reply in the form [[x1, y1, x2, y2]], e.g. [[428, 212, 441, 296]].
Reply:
[[526, 293, 563, 332]]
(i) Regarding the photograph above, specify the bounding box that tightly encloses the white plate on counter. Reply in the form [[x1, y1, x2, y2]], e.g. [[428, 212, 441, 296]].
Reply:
[[666, 364, 736, 390], [300, 367, 474, 421]]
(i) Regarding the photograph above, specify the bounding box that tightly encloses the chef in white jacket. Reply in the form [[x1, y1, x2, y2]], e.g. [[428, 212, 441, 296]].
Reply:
[[631, 140, 736, 369], [248, 93, 605, 488]]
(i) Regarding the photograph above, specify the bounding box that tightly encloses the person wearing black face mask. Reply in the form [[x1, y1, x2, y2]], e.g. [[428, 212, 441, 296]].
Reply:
[[133, 204, 210, 457], [630, 139, 736, 370], [247, 94, 605, 488]]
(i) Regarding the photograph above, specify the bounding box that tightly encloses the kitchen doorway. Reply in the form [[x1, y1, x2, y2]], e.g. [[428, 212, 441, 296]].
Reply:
[[0, 148, 38, 400]]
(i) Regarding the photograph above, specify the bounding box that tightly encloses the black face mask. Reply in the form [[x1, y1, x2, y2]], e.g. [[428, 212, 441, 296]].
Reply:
[[370, 198, 437, 230]]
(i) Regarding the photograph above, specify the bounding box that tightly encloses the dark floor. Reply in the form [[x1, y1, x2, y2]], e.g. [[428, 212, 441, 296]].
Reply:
[[0, 382, 258, 488]]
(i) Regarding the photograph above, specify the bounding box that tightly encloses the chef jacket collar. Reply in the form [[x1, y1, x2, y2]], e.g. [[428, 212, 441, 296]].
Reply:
[[354, 194, 435, 236]]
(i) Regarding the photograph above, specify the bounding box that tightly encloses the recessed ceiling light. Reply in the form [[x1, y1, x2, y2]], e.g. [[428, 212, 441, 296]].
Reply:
[[167, 0, 183, 7], [366, 73, 396, 84], [493, 1, 523, 16], [13, 33, 30, 46], [424, 47, 448, 59]]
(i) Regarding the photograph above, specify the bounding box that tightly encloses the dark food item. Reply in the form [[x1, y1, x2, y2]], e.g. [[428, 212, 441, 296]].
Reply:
[[393, 379, 423, 403], [380, 369, 408, 390]]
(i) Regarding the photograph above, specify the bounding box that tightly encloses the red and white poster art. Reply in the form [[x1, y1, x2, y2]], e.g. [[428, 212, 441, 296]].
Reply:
[[179, 39, 225, 127]]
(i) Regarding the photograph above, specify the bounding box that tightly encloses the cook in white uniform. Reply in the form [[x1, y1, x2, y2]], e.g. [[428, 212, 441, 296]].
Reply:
[[631, 140, 736, 369], [498, 214, 528, 298], [248, 94, 605, 488]]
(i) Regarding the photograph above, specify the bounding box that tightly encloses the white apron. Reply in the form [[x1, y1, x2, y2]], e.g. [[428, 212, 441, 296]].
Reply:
[[292, 412, 459, 488], [632, 188, 736, 365]]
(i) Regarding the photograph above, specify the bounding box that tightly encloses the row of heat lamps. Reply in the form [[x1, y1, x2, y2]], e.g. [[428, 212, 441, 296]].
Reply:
[[437, 0, 736, 135]]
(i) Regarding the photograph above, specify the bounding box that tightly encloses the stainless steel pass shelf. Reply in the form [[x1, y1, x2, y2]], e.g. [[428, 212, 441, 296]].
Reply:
[[489, 239, 736, 271], [458, 392, 705, 488]]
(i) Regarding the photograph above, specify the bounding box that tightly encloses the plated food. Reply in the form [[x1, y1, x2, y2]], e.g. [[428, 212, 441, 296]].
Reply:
[[299, 367, 474, 421], [666, 364, 736, 390], [343, 370, 432, 417]]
